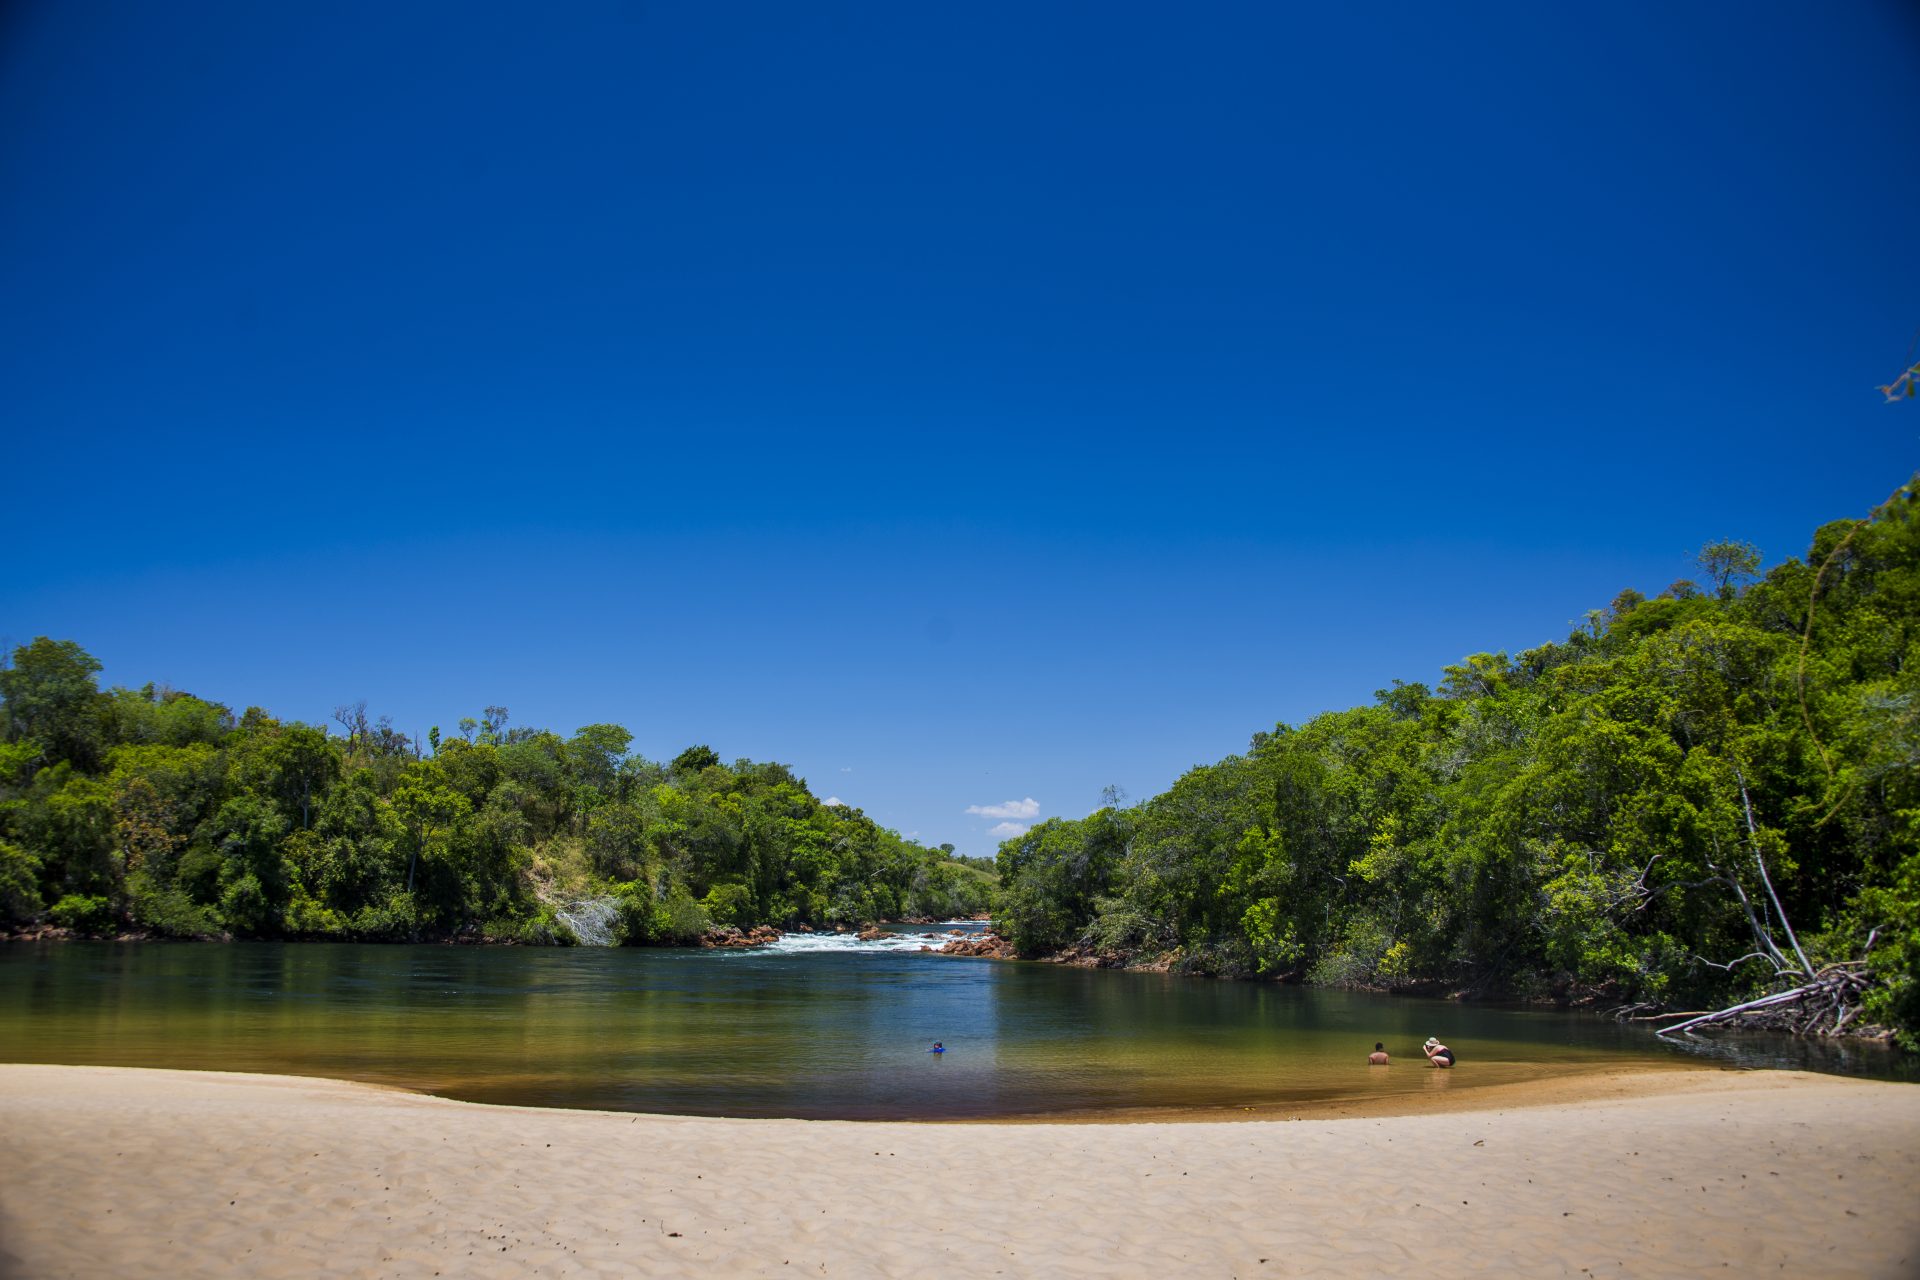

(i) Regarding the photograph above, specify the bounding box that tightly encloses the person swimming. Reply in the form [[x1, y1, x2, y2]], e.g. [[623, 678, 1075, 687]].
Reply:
[[929, 1042, 945, 1053], [1422, 1037, 1454, 1068], [1368, 1042, 1390, 1065]]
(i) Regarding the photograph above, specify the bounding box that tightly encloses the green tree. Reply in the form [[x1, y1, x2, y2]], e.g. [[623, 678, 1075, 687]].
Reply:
[[210, 792, 291, 934], [0, 638, 106, 769], [1696, 539, 1762, 600], [229, 721, 340, 830]]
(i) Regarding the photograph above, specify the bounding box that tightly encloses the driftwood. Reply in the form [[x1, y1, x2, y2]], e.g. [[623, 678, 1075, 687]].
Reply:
[[1612, 769, 1888, 1045], [1650, 962, 1875, 1040]]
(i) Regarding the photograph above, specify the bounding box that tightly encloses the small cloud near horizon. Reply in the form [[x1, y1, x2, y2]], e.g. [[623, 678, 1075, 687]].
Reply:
[[966, 797, 1040, 820], [822, 796, 843, 806], [988, 821, 1029, 838]]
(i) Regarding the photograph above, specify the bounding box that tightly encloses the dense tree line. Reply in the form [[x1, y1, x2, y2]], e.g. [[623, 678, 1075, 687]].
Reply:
[[0, 664, 993, 944], [995, 483, 1920, 1046]]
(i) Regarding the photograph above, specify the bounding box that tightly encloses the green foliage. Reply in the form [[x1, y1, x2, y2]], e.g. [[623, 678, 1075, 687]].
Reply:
[[701, 880, 755, 927], [1696, 539, 1763, 599], [210, 793, 292, 935], [49, 893, 115, 934], [0, 841, 44, 921], [125, 870, 220, 937], [518, 907, 580, 946], [1856, 851, 1920, 1050], [671, 744, 720, 775], [0, 637, 106, 769], [990, 480, 1920, 1041], [1, 642, 979, 948], [610, 880, 657, 944], [104, 685, 233, 748], [652, 883, 712, 944]]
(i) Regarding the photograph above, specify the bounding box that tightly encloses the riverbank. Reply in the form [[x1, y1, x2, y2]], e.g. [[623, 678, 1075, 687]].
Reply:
[[3, 1065, 1915, 1277]]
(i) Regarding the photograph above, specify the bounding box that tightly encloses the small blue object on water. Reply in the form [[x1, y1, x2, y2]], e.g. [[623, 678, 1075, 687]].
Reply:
[[930, 1042, 944, 1053]]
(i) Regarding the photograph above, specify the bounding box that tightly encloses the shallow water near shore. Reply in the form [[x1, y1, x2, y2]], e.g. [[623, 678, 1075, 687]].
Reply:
[[2, 928, 1911, 1119]]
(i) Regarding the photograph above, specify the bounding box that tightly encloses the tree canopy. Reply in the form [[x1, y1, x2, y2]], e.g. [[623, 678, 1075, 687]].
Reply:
[[0, 673, 992, 946], [992, 481, 1920, 1046]]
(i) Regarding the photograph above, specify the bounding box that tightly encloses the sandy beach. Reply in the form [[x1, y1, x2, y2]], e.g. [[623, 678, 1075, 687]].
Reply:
[[2, 1065, 1916, 1279]]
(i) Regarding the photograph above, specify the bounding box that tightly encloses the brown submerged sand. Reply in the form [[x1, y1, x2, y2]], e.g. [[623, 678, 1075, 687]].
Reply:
[[2, 1065, 1916, 1278]]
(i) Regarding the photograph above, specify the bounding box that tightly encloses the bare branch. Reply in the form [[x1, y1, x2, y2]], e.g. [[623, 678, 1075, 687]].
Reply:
[[1689, 951, 1776, 973], [1657, 986, 1810, 1037], [1733, 766, 1813, 980], [1877, 359, 1919, 404]]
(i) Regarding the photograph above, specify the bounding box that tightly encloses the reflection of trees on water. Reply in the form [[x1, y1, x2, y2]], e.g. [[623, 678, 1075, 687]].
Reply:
[[5, 944, 1915, 1119]]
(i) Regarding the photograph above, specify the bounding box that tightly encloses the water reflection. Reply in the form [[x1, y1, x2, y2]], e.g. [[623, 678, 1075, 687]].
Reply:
[[1, 935, 1910, 1119]]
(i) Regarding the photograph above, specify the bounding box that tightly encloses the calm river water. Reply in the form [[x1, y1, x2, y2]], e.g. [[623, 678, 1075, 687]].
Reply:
[[1, 927, 1909, 1119]]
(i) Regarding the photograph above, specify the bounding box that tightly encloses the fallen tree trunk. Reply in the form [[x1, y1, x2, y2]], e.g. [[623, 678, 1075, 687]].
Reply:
[[1653, 964, 1876, 1040]]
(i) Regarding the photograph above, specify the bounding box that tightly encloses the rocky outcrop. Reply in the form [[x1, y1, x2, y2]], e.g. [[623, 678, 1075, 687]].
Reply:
[[1031, 943, 1181, 971], [1, 924, 74, 943], [0, 924, 178, 944], [936, 932, 1017, 960], [698, 924, 783, 948], [857, 926, 900, 942]]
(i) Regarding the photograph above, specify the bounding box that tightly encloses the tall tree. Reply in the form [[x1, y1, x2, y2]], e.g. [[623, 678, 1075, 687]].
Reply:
[[0, 638, 106, 769]]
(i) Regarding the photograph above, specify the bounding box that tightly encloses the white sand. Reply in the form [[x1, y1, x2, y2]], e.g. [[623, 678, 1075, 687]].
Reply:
[[2, 1064, 1916, 1278]]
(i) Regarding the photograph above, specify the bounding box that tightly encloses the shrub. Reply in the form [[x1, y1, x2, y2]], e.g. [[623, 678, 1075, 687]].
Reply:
[[349, 892, 416, 940], [49, 893, 116, 934], [519, 907, 579, 946], [218, 872, 277, 935], [652, 884, 711, 944], [611, 881, 656, 944], [283, 890, 349, 938], [700, 881, 754, 927], [0, 842, 44, 923], [1308, 919, 1396, 987], [125, 871, 219, 937], [1087, 897, 1161, 958]]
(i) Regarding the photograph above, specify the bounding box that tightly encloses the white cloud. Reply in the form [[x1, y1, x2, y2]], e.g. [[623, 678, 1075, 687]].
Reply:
[[822, 796, 844, 807], [988, 821, 1029, 838], [966, 797, 1040, 820]]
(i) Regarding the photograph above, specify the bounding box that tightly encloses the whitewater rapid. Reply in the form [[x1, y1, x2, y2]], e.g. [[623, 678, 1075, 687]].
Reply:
[[756, 925, 985, 956]]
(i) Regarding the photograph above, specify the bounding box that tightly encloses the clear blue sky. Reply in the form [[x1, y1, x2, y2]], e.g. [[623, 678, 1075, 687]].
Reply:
[[3, 1, 1916, 855]]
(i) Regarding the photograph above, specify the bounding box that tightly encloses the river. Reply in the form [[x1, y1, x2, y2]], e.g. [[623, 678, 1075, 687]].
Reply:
[[1, 926, 1908, 1119]]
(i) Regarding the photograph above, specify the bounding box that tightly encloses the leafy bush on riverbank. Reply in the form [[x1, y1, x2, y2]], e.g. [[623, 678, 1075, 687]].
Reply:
[[994, 482, 1920, 1046], [0, 652, 994, 945]]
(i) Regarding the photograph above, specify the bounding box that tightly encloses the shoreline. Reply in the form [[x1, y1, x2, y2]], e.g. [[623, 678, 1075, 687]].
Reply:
[[4, 1064, 1918, 1277], [0, 1054, 1729, 1126], [958, 1058, 1742, 1124]]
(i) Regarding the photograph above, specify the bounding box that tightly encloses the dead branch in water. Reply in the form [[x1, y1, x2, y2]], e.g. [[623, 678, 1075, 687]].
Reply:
[[1652, 964, 1875, 1040]]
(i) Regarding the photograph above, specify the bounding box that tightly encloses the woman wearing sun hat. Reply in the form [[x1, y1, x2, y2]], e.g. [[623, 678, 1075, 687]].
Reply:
[[1422, 1037, 1455, 1068]]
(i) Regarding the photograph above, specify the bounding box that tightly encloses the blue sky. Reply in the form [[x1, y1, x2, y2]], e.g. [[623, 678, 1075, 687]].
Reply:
[[3, 1, 1916, 855]]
